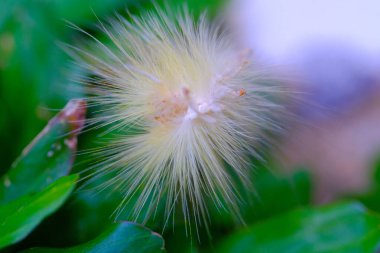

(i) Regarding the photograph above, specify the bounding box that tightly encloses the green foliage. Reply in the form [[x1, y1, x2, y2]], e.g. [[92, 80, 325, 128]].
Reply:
[[215, 202, 380, 253], [0, 98, 166, 252], [0, 99, 85, 249], [0, 100, 85, 204], [52, 0, 136, 25], [0, 0, 83, 170], [0, 175, 78, 249], [21, 222, 165, 253], [245, 168, 311, 223], [197, 166, 311, 228]]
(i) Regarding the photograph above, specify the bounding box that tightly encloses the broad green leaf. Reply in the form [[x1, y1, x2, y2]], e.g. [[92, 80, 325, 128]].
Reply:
[[0, 100, 86, 204], [0, 174, 78, 249], [214, 202, 380, 253], [22, 221, 165, 253]]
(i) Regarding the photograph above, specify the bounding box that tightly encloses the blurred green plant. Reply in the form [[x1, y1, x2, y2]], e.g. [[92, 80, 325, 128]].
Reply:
[[355, 156, 380, 212], [0, 99, 85, 250], [215, 202, 380, 253], [1, 0, 82, 170]]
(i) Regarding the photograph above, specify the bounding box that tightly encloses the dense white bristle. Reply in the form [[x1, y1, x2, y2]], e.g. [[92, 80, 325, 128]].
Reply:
[[71, 7, 285, 235]]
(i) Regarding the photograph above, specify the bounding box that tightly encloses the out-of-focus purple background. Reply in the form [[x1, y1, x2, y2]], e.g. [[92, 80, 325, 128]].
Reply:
[[230, 0, 380, 201]]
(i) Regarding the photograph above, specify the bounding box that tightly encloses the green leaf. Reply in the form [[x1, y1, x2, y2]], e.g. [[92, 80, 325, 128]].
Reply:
[[22, 221, 165, 253], [0, 174, 78, 249], [215, 202, 380, 253], [0, 100, 86, 204]]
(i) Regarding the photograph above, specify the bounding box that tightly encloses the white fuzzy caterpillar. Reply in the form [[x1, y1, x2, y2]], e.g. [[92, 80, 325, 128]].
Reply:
[[69, 7, 285, 235]]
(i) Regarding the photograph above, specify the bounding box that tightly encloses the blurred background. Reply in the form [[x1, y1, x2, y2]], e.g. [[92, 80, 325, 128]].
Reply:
[[230, 0, 380, 202], [1, 0, 380, 251]]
